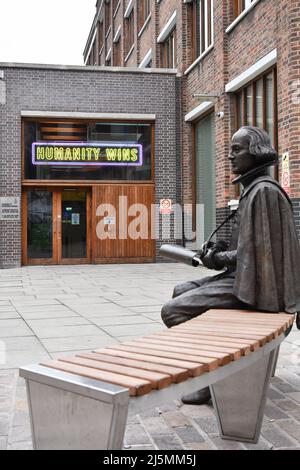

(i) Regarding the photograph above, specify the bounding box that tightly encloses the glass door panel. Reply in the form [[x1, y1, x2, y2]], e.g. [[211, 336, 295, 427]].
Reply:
[[27, 191, 54, 260], [61, 191, 87, 259]]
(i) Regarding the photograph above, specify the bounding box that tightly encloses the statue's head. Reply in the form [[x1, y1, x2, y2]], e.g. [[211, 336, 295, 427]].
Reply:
[[229, 126, 278, 175]]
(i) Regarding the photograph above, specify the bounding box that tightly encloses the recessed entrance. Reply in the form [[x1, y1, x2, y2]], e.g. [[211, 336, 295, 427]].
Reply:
[[23, 188, 91, 265]]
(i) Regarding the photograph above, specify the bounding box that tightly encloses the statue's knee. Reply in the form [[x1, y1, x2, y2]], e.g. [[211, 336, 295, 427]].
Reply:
[[161, 302, 173, 328]]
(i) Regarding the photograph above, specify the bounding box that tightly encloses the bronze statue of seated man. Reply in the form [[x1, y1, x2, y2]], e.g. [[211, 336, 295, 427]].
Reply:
[[161, 126, 300, 405]]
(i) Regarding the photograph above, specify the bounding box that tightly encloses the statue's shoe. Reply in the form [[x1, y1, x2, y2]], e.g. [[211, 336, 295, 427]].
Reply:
[[181, 387, 211, 405]]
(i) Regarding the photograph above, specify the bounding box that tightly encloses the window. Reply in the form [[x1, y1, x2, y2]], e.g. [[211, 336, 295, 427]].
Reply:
[[124, 9, 134, 58], [112, 0, 120, 16], [235, 68, 277, 147], [191, 0, 213, 61], [113, 38, 121, 66], [138, 0, 150, 32], [105, 0, 111, 35], [160, 29, 177, 68], [98, 21, 104, 54], [23, 121, 153, 182], [233, 0, 254, 19]]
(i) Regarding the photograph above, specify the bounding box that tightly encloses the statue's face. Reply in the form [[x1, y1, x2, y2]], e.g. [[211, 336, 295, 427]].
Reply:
[[229, 130, 256, 175]]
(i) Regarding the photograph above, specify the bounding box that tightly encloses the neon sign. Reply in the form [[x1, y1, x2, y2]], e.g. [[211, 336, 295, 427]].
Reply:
[[32, 142, 143, 166]]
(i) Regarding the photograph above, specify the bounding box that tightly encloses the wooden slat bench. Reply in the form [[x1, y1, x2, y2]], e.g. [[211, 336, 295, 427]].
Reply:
[[19, 309, 294, 450]]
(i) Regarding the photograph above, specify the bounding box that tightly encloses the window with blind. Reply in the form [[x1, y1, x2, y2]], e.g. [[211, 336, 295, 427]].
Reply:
[[105, 0, 111, 35], [160, 29, 177, 68], [235, 68, 277, 147], [233, 0, 255, 19], [138, 0, 150, 32], [98, 21, 104, 56], [124, 9, 135, 58], [191, 0, 213, 62]]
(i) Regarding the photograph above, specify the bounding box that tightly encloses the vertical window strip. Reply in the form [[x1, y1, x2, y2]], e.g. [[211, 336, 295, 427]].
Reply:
[[234, 69, 277, 148]]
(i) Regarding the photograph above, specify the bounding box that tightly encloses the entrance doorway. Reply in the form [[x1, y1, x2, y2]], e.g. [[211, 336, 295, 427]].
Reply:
[[23, 188, 91, 265]]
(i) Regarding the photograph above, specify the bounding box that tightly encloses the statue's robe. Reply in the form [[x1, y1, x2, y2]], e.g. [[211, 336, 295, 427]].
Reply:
[[233, 175, 300, 313]]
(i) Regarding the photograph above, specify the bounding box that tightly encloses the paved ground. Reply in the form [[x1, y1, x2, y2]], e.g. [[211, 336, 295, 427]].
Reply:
[[0, 263, 299, 450]]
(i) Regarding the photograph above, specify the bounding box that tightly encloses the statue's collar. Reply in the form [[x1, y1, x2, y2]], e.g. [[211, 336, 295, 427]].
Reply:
[[232, 160, 276, 188]]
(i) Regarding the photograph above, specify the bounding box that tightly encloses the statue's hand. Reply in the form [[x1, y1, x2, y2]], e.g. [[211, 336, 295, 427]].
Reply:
[[201, 248, 224, 270]]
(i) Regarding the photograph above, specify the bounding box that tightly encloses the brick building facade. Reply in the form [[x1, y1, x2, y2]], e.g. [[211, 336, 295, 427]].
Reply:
[[84, 0, 300, 244], [0, 64, 179, 268]]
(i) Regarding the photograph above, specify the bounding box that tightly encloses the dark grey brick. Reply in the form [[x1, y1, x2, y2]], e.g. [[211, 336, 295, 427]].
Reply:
[[194, 416, 219, 435], [124, 424, 152, 446], [265, 403, 290, 420], [262, 422, 299, 449], [152, 434, 184, 450], [174, 425, 205, 443]]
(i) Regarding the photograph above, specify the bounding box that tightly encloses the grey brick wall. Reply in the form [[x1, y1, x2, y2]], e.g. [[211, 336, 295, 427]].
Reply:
[[0, 64, 179, 268]]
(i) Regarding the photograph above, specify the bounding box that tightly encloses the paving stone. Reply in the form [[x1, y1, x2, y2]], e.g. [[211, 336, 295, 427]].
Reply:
[[261, 422, 299, 449], [174, 425, 205, 443], [287, 392, 300, 403], [7, 440, 33, 450], [141, 417, 174, 436], [272, 380, 299, 394], [242, 438, 273, 450], [274, 399, 300, 412], [152, 434, 184, 450], [0, 413, 10, 436], [162, 411, 191, 428], [288, 411, 300, 422], [267, 387, 285, 400], [124, 424, 152, 445], [194, 416, 219, 435], [265, 403, 290, 420], [101, 323, 163, 337], [0, 436, 7, 450], [183, 441, 214, 450], [127, 444, 156, 450], [40, 334, 118, 353], [210, 436, 245, 450], [91, 315, 156, 326], [278, 419, 300, 441], [179, 403, 215, 419], [8, 424, 32, 443]]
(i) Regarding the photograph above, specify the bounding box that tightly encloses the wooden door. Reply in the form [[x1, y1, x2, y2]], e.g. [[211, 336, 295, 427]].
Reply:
[[93, 184, 155, 263]]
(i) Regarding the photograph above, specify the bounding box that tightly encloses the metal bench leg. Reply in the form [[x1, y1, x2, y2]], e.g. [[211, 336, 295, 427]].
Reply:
[[210, 349, 277, 443], [271, 346, 280, 377], [20, 365, 129, 450]]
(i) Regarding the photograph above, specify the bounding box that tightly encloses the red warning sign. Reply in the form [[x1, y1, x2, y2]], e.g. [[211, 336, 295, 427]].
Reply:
[[160, 199, 172, 214]]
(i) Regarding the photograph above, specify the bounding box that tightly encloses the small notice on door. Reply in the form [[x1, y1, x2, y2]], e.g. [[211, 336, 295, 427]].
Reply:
[[0, 197, 20, 220], [71, 213, 80, 225]]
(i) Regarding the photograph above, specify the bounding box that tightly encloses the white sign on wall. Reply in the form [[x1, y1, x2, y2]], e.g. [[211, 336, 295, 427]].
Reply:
[[0, 197, 20, 221]]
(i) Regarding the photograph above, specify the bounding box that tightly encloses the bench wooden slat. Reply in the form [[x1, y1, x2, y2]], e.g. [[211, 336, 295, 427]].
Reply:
[[206, 309, 294, 325], [78, 352, 189, 383], [111, 344, 223, 370], [58, 356, 172, 390], [175, 323, 274, 342], [173, 326, 268, 346], [186, 320, 279, 340], [153, 331, 255, 353], [192, 320, 283, 337], [121, 340, 232, 365], [40, 360, 153, 397], [142, 336, 244, 359], [197, 315, 290, 333], [94, 347, 205, 376]]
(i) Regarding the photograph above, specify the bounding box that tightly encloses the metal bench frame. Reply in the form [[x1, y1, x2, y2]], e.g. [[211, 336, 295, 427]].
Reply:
[[19, 332, 284, 450]]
